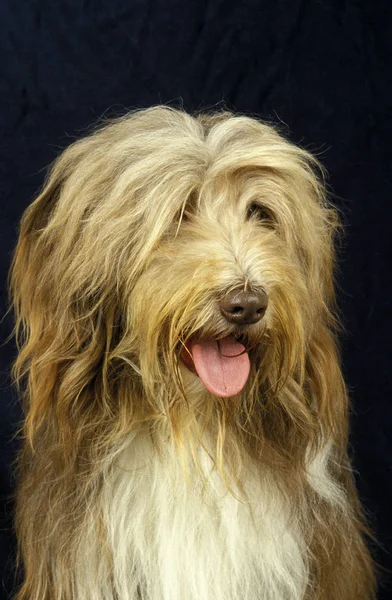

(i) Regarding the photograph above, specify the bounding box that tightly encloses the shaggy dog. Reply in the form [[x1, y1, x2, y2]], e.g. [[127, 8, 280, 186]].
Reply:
[[8, 106, 375, 599]]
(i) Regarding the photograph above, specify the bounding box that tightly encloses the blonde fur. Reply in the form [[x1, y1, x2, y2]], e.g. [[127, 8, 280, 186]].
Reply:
[[8, 106, 376, 599]]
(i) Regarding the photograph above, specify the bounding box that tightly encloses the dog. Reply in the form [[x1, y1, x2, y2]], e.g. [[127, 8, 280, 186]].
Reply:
[[8, 106, 376, 599]]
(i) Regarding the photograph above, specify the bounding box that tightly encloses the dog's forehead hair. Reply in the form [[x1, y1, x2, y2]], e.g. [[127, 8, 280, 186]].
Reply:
[[124, 111, 317, 226], [198, 168, 291, 214], [170, 170, 294, 239]]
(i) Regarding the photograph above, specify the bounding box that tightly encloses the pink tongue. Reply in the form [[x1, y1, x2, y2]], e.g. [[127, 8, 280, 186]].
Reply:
[[190, 335, 250, 398]]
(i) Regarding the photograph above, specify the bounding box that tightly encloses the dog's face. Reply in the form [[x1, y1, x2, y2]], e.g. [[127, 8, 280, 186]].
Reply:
[[10, 106, 341, 460], [118, 112, 338, 409]]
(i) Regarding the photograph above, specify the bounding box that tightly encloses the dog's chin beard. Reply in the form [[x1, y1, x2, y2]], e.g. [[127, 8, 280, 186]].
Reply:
[[179, 326, 265, 398]]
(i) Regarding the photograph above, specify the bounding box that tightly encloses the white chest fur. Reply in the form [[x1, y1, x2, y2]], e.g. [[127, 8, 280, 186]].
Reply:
[[73, 434, 345, 600]]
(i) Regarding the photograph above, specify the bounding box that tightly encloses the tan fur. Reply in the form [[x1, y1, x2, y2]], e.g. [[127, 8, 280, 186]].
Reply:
[[7, 106, 376, 599]]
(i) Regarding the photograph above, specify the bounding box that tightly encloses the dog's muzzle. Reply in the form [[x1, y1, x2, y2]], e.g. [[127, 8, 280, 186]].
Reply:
[[180, 288, 267, 398]]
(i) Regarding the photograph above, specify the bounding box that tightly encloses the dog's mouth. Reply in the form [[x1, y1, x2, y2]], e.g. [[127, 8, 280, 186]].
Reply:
[[180, 335, 250, 398]]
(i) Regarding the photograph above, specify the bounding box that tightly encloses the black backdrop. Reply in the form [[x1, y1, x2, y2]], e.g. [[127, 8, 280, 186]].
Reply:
[[0, 1, 391, 598]]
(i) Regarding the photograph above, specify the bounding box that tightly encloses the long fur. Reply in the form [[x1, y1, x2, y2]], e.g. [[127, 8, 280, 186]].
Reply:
[[8, 106, 376, 599]]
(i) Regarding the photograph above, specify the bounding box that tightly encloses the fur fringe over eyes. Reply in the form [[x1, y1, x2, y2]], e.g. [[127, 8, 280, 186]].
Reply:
[[7, 106, 376, 599]]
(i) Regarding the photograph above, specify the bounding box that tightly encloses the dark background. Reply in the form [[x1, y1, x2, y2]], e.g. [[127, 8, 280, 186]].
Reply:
[[0, 0, 391, 598]]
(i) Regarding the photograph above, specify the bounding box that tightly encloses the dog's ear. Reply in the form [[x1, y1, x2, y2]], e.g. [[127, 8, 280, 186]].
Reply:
[[292, 162, 349, 455], [7, 135, 133, 460]]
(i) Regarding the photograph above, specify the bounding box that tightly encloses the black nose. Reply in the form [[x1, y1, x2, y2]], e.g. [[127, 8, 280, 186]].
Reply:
[[219, 288, 268, 325]]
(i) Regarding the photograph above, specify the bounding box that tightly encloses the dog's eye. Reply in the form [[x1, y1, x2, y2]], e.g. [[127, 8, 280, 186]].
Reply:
[[176, 206, 192, 224], [246, 203, 275, 225], [177, 191, 198, 224], [181, 209, 192, 222]]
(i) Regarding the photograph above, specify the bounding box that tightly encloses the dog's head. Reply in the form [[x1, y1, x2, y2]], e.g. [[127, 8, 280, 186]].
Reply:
[[8, 106, 347, 469]]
